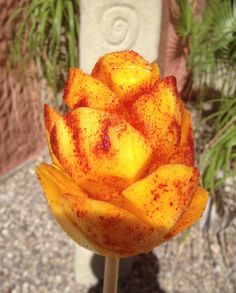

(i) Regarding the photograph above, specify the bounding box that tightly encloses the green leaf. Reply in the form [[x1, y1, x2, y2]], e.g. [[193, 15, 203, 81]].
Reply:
[[52, 0, 63, 48], [9, 0, 80, 100]]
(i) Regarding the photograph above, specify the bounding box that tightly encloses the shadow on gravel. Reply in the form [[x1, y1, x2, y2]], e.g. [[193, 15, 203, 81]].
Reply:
[[88, 252, 165, 293]]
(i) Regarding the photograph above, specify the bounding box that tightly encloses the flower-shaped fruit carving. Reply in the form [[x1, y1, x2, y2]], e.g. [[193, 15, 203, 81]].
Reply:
[[36, 51, 208, 257]]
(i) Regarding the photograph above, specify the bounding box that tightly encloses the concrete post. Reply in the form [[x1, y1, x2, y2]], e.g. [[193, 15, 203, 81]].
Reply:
[[79, 0, 162, 73]]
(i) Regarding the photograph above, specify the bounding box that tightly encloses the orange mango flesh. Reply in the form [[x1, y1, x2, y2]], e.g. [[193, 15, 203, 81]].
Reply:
[[48, 107, 152, 203], [91, 51, 159, 105], [36, 163, 164, 257], [129, 76, 184, 170], [44, 105, 61, 166], [37, 51, 209, 256], [122, 164, 199, 232], [36, 163, 101, 254], [63, 67, 122, 113], [170, 108, 195, 166], [165, 187, 208, 239], [151, 63, 160, 84]]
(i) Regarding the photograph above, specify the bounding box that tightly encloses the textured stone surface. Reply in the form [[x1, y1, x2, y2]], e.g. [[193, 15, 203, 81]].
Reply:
[[75, 246, 99, 285], [79, 0, 162, 73]]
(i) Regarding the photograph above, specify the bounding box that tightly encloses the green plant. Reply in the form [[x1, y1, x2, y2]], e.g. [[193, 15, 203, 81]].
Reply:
[[9, 0, 80, 102], [171, 0, 236, 198]]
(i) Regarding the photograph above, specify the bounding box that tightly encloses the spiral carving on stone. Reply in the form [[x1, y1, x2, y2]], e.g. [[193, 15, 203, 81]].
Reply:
[[100, 4, 139, 49]]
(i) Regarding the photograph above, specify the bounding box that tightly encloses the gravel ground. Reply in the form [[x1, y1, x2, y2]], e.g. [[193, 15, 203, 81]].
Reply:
[[0, 153, 236, 293]]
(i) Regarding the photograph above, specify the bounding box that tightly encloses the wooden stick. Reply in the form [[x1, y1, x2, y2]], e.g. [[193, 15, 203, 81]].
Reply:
[[103, 257, 119, 293]]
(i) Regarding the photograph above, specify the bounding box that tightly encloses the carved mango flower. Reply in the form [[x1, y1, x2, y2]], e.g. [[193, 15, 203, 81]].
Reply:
[[36, 51, 208, 258]]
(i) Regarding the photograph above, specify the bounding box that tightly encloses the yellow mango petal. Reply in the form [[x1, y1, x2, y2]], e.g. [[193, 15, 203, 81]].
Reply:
[[36, 162, 102, 254], [63, 193, 164, 257], [50, 107, 152, 201], [44, 104, 61, 165], [130, 76, 184, 169], [78, 179, 123, 207], [37, 162, 82, 195], [151, 62, 160, 84], [63, 68, 121, 113], [170, 109, 195, 166], [91, 50, 158, 105], [36, 163, 163, 257], [165, 187, 208, 239], [122, 164, 199, 232]]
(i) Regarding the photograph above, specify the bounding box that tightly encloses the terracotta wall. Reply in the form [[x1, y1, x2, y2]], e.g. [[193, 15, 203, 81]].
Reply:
[[0, 0, 44, 178], [158, 0, 205, 93]]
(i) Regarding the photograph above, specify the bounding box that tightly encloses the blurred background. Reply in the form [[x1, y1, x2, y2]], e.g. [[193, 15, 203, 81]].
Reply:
[[0, 0, 235, 292]]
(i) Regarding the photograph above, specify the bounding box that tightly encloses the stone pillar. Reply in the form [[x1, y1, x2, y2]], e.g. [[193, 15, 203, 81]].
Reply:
[[79, 0, 162, 73], [75, 0, 162, 286]]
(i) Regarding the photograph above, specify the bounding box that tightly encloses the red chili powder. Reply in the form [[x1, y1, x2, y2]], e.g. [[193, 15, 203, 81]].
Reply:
[[64, 113, 90, 173], [50, 126, 61, 161], [63, 68, 77, 100], [169, 118, 181, 147], [44, 104, 52, 131], [93, 119, 111, 154], [73, 97, 88, 109]]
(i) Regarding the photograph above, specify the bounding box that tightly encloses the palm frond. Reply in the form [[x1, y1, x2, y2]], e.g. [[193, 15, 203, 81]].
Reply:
[[9, 0, 80, 101], [172, 0, 236, 198]]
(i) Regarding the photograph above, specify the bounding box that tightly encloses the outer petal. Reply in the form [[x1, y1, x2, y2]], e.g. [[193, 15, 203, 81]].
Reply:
[[63, 68, 121, 113], [91, 51, 159, 104], [122, 164, 199, 232], [36, 163, 163, 257], [170, 109, 195, 166], [151, 62, 160, 84], [165, 187, 208, 239], [44, 104, 61, 165], [49, 107, 152, 202], [36, 162, 102, 254], [129, 76, 184, 170]]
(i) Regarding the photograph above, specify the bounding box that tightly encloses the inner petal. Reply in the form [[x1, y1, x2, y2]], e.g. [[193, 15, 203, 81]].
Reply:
[[48, 107, 152, 203]]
